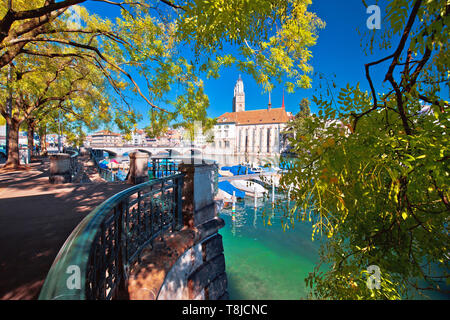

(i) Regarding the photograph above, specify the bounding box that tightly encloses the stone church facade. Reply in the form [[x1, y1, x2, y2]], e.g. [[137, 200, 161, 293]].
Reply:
[[210, 76, 293, 155]]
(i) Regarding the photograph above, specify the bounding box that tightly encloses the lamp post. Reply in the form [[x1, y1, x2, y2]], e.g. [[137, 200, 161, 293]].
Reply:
[[58, 109, 62, 153], [5, 4, 12, 155], [5, 63, 12, 156]]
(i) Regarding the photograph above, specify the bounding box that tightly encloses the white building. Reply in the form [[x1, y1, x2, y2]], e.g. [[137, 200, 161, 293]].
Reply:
[[126, 129, 146, 146], [210, 77, 293, 155], [212, 121, 236, 151], [91, 130, 123, 146]]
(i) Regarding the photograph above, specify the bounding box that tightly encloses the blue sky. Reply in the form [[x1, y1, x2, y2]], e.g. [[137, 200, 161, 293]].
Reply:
[[83, 0, 394, 129]]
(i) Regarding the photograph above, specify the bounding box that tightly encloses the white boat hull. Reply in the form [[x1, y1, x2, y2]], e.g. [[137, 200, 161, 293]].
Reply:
[[230, 180, 267, 197]]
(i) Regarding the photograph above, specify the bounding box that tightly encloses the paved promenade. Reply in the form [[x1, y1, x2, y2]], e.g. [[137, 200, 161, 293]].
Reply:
[[0, 157, 130, 300]]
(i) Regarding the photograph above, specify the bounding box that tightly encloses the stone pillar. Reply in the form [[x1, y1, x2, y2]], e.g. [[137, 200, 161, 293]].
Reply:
[[273, 126, 279, 153], [262, 127, 267, 154], [248, 128, 254, 154], [127, 151, 149, 185], [49, 153, 72, 184], [238, 128, 242, 153], [255, 127, 260, 154], [269, 127, 275, 154], [260, 127, 264, 153], [241, 128, 245, 153], [179, 160, 219, 228]]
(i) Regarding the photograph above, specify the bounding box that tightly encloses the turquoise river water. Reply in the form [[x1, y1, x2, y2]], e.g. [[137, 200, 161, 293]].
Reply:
[[218, 194, 449, 300], [218, 194, 321, 300]]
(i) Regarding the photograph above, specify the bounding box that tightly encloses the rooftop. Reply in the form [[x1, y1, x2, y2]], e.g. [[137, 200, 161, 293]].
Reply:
[[217, 107, 292, 125], [92, 130, 122, 137]]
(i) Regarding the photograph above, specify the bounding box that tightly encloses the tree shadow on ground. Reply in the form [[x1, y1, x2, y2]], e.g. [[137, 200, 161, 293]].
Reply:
[[0, 182, 129, 300]]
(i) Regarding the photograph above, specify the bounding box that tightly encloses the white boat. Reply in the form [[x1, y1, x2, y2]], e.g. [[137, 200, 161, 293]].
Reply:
[[215, 189, 234, 202], [230, 180, 267, 197], [263, 174, 280, 187]]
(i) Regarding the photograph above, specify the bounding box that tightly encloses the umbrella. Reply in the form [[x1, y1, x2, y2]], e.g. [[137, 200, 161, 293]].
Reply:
[[110, 159, 119, 164]]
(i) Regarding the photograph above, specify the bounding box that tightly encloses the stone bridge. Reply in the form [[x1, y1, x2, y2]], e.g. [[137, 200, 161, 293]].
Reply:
[[90, 145, 204, 158]]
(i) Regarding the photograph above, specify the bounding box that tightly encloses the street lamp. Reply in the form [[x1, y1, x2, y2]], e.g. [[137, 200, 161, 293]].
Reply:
[[5, 63, 12, 156], [58, 109, 62, 153]]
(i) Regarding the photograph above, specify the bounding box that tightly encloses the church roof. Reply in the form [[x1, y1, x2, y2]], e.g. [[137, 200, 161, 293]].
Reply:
[[218, 107, 291, 125], [93, 130, 121, 137]]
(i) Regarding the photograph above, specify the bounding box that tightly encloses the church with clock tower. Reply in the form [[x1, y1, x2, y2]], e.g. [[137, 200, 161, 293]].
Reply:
[[211, 76, 293, 155]]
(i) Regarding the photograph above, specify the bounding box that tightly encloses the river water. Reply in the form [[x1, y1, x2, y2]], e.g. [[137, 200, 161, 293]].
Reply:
[[218, 194, 321, 300], [198, 153, 320, 299]]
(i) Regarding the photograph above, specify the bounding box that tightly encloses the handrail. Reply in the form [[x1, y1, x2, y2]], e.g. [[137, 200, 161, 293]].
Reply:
[[90, 148, 117, 182], [65, 148, 79, 179], [39, 173, 184, 300]]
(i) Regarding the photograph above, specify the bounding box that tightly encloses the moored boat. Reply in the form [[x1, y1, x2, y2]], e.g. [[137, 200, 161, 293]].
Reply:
[[230, 180, 267, 197]]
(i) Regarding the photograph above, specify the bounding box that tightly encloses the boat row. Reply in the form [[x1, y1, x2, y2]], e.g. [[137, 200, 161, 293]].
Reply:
[[218, 164, 280, 177], [216, 165, 274, 203]]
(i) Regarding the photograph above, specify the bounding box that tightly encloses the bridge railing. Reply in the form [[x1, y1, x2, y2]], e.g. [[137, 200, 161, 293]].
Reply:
[[64, 147, 80, 179], [39, 173, 184, 300], [91, 148, 182, 182], [90, 149, 117, 182]]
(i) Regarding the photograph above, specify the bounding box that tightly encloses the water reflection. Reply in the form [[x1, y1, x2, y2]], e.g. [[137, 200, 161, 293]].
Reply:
[[219, 194, 321, 300]]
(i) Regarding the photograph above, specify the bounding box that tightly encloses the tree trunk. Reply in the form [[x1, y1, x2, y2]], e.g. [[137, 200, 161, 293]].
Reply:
[[38, 124, 47, 156], [27, 119, 35, 158], [4, 117, 20, 169]]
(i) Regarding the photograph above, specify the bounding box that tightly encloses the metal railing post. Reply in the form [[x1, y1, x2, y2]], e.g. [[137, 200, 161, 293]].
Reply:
[[176, 175, 183, 229], [115, 200, 129, 299], [152, 158, 156, 178]]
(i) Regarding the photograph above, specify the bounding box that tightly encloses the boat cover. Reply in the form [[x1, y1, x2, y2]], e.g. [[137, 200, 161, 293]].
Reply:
[[218, 181, 245, 198], [229, 165, 256, 176]]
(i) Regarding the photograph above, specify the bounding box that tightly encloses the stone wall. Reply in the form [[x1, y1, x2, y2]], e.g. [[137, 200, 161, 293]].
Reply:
[[185, 233, 228, 300], [48, 153, 72, 184], [157, 230, 228, 300]]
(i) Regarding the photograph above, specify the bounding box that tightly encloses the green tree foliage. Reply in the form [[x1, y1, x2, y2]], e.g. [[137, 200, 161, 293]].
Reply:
[[298, 97, 311, 118], [1, 0, 324, 166], [281, 0, 449, 299], [0, 41, 121, 167], [283, 97, 311, 142]]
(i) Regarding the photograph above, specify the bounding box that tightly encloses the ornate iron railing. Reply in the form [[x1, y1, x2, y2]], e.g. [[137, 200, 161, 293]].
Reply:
[[39, 173, 184, 300], [149, 157, 180, 179]]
